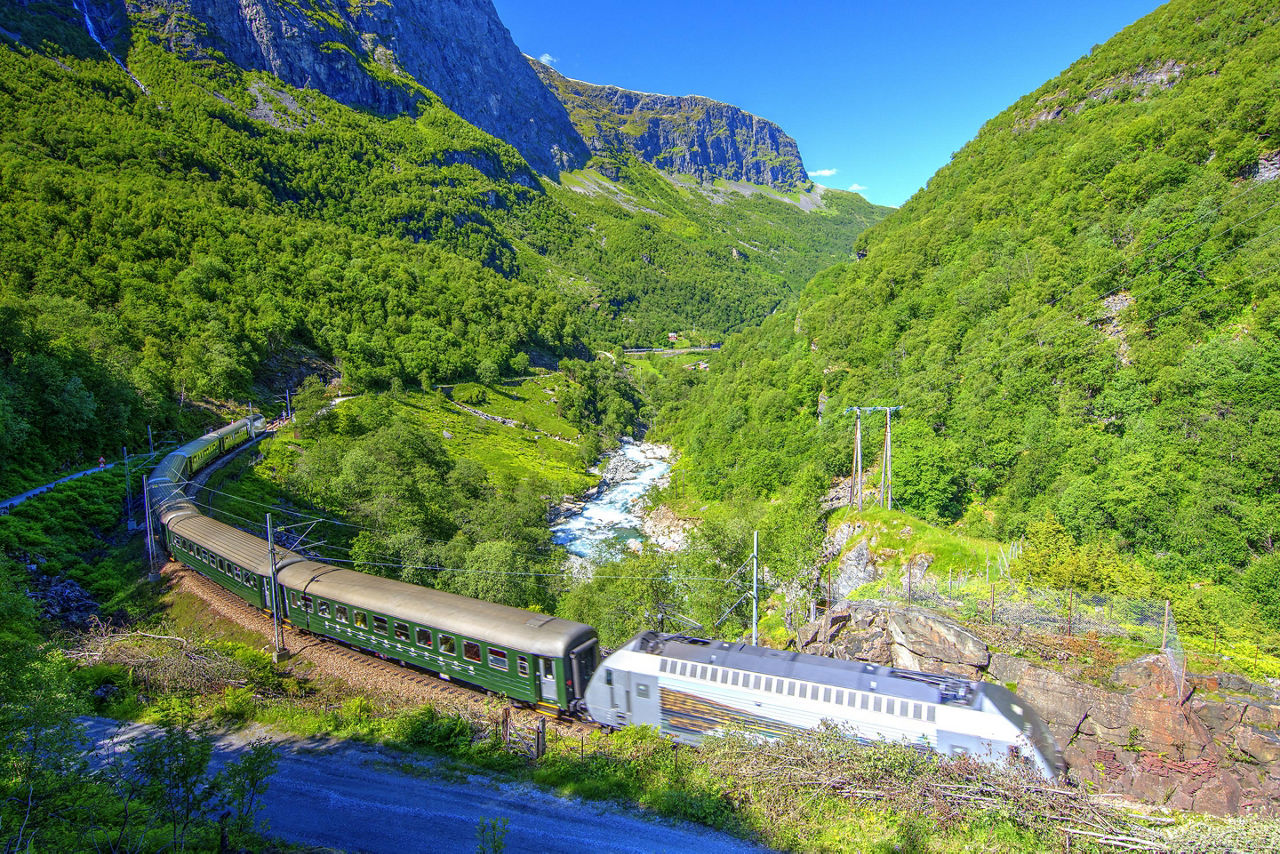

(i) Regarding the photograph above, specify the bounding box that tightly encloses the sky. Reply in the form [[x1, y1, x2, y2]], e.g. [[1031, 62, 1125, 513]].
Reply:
[[490, 0, 1163, 208]]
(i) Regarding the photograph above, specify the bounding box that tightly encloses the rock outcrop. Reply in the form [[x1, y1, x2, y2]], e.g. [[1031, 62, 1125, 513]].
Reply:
[[116, 0, 588, 176], [797, 603, 1280, 816], [532, 59, 810, 190]]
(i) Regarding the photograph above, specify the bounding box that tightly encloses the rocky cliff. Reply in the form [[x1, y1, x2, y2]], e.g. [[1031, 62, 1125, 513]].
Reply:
[[98, 0, 588, 176], [532, 59, 810, 190]]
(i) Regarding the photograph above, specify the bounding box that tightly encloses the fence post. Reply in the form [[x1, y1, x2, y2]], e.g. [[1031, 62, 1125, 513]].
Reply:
[[501, 707, 510, 746], [535, 717, 546, 760], [990, 583, 996, 626], [1067, 589, 1074, 638], [1161, 600, 1170, 649]]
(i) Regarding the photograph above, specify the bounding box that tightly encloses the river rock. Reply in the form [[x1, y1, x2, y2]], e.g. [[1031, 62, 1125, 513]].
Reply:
[[641, 505, 695, 552]]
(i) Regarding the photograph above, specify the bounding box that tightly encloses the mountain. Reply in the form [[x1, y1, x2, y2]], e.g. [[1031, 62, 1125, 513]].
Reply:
[[0, 0, 888, 491], [532, 59, 810, 190], [81, 0, 590, 176], [659, 0, 1280, 618]]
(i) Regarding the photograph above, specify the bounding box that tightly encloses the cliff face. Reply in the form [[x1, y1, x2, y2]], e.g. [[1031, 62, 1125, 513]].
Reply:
[[532, 59, 810, 190], [116, 0, 588, 176]]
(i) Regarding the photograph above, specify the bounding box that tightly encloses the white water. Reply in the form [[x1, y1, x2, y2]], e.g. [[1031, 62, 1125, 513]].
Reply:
[[551, 442, 671, 559], [72, 0, 148, 93]]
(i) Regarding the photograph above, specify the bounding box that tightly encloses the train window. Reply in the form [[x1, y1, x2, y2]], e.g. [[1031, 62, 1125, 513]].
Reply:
[[659, 660, 667, 673], [605, 669, 613, 686], [636, 683, 649, 699], [720, 670, 729, 684], [542, 659, 553, 678], [763, 677, 772, 692], [233, 568, 242, 582], [288, 591, 299, 608], [913, 703, 923, 720], [354, 611, 367, 629], [440, 635, 456, 655], [873, 696, 882, 713], [244, 573, 254, 588], [394, 622, 409, 641], [336, 605, 348, 623], [518, 656, 529, 676], [834, 690, 844, 705], [488, 649, 508, 671], [885, 699, 895, 715], [300, 595, 313, 612], [708, 667, 718, 681], [824, 687, 832, 703], [318, 601, 331, 618], [861, 694, 869, 710], [731, 672, 740, 686], [416, 628, 432, 647], [787, 682, 796, 697], [698, 666, 707, 680], [926, 706, 936, 723], [679, 663, 688, 676], [774, 678, 783, 694], [753, 675, 762, 690], [372, 616, 387, 635], [463, 642, 481, 663]]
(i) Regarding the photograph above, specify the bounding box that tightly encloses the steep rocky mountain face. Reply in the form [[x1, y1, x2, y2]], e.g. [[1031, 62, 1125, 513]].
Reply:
[[90, 0, 588, 176], [533, 59, 810, 190]]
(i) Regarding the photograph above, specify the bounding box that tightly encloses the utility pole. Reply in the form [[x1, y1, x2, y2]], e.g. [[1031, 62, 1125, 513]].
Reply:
[[142, 476, 159, 581], [122, 446, 131, 528], [147, 424, 154, 454], [883, 408, 894, 511], [842, 405, 901, 509], [853, 409, 863, 511], [267, 513, 286, 661], [751, 531, 759, 646]]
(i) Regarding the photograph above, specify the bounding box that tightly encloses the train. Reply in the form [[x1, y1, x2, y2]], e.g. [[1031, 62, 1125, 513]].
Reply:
[[147, 416, 1066, 779]]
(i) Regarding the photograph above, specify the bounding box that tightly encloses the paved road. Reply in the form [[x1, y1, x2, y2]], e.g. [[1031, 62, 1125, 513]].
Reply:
[[0, 462, 117, 514], [83, 718, 772, 854]]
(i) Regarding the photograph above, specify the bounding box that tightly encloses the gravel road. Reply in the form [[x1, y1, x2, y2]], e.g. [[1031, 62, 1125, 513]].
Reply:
[[83, 717, 774, 854]]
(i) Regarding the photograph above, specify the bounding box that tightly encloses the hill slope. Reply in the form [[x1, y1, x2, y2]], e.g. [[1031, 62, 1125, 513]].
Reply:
[[658, 0, 1280, 618], [0, 1, 887, 490]]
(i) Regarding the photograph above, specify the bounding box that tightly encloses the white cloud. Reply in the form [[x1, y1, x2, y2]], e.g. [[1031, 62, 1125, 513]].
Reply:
[[538, 53, 558, 65], [808, 168, 838, 177], [847, 183, 868, 192]]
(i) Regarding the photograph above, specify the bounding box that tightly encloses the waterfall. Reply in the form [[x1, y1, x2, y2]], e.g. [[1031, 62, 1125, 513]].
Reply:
[[71, 0, 148, 93]]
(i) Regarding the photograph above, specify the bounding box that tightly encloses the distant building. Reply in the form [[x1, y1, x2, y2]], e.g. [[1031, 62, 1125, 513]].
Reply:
[[668, 332, 679, 342]]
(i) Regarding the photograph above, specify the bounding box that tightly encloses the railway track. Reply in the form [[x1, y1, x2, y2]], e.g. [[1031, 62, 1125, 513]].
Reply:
[[164, 561, 598, 741]]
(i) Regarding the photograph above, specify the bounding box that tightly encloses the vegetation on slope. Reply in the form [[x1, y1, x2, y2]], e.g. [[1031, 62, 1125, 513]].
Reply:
[[0, 5, 885, 493], [655, 0, 1280, 635]]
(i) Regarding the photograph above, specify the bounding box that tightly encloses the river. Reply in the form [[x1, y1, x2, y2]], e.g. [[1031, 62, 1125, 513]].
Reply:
[[550, 441, 671, 559]]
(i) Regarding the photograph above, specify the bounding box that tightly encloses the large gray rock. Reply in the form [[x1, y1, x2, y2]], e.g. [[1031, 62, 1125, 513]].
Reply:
[[833, 538, 876, 599]]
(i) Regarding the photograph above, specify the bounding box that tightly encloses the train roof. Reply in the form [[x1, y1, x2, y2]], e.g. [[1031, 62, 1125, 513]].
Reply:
[[626, 632, 977, 706], [276, 561, 597, 657], [167, 513, 306, 576]]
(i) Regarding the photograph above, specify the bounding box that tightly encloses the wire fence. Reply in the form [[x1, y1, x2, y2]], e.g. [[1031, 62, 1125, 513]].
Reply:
[[808, 569, 1188, 697]]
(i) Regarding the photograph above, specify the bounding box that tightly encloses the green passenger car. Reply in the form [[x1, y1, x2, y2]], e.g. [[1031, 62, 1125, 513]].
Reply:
[[276, 562, 599, 710]]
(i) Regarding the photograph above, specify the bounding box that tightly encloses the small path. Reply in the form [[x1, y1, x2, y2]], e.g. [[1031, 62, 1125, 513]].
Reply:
[[1, 462, 118, 515], [81, 717, 774, 854]]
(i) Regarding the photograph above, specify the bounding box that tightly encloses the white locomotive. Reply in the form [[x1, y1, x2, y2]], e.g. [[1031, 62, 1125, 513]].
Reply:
[[584, 631, 1065, 780]]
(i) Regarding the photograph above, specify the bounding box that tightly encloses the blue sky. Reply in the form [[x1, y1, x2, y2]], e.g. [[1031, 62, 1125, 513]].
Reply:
[[491, 1, 1162, 207]]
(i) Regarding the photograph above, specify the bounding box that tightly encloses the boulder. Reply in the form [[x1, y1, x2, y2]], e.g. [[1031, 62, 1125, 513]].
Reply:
[[1235, 726, 1280, 764], [833, 539, 876, 598], [885, 607, 989, 669], [901, 552, 933, 590]]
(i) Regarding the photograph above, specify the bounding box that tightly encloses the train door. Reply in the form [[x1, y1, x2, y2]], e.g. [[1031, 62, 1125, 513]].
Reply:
[[539, 658, 559, 706], [605, 667, 632, 725], [568, 638, 599, 701]]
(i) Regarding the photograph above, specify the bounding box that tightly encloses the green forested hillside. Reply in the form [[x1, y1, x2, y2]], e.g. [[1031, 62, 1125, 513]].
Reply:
[[658, 0, 1280, 623], [0, 4, 884, 492]]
